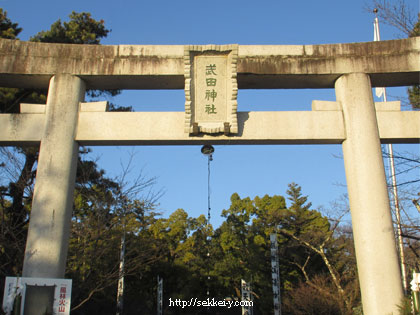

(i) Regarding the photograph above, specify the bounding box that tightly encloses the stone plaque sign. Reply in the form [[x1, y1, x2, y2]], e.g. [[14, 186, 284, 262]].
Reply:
[[184, 45, 238, 135], [2, 277, 72, 315]]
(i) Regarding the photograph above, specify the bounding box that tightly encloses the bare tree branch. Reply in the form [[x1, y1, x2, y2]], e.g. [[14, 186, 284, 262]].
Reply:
[[278, 226, 350, 309], [365, 0, 417, 37]]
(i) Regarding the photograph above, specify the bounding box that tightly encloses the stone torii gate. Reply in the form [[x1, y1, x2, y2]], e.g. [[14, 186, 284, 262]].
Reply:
[[0, 37, 419, 314]]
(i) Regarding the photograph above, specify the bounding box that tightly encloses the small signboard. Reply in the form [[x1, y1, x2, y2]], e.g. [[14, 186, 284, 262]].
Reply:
[[2, 277, 72, 315], [184, 44, 238, 135], [411, 272, 420, 292], [412, 273, 420, 313], [241, 279, 253, 315], [157, 276, 163, 315], [270, 233, 281, 315]]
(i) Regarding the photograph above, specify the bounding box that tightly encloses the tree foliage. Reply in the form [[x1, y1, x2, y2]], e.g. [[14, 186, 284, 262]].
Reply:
[[30, 11, 109, 44], [0, 8, 21, 39], [136, 184, 359, 315]]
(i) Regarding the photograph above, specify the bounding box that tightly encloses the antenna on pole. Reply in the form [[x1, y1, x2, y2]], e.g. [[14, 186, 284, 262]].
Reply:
[[373, 8, 381, 42]]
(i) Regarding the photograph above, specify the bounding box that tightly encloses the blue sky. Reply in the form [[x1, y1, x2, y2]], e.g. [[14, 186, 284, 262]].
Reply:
[[2, 0, 419, 227]]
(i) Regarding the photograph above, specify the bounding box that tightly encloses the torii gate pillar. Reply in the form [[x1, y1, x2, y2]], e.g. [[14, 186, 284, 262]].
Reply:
[[336, 73, 404, 314], [21, 74, 85, 314]]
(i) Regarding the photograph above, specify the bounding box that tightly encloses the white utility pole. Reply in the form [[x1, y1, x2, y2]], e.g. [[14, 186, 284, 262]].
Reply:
[[374, 11, 407, 293]]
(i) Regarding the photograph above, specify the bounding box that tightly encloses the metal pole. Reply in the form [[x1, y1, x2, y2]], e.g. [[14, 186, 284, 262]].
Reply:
[[373, 11, 407, 293], [386, 142, 408, 293], [383, 85, 407, 294]]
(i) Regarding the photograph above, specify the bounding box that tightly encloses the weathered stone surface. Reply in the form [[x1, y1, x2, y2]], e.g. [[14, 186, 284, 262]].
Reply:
[[80, 101, 109, 112], [1, 110, 419, 145], [312, 100, 402, 111], [22, 74, 85, 280], [0, 38, 418, 89], [20, 103, 46, 113], [336, 73, 403, 315]]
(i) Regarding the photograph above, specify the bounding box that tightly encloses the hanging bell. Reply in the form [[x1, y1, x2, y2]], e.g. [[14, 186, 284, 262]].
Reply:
[[201, 145, 214, 155], [201, 145, 214, 161]]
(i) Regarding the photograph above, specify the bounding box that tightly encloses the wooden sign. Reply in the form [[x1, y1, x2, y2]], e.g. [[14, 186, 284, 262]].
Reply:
[[184, 45, 238, 135]]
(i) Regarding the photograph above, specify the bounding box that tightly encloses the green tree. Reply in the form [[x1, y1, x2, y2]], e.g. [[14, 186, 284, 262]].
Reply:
[[278, 183, 329, 287], [30, 11, 108, 44], [98, 185, 359, 315], [69, 192, 162, 313], [0, 8, 21, 39], [215, 194, 251, 294], [146, 209, 215, 314], [250, 194, 289, 313], [279, 183, 359, 314]]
